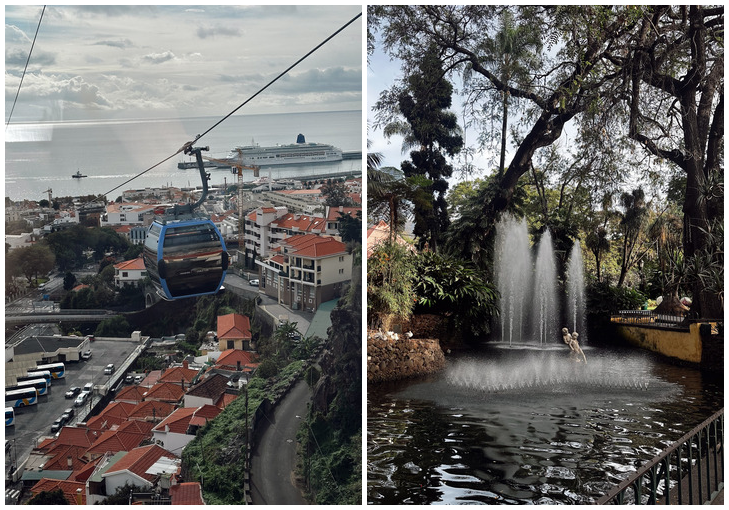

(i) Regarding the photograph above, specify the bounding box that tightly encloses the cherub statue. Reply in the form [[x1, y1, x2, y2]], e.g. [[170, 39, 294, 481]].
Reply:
[[568, 331, 587, 363], [561, 327, 571, 345]]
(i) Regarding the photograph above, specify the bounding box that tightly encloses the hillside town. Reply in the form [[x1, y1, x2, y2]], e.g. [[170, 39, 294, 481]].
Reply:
[[5, 173, 361, 504]]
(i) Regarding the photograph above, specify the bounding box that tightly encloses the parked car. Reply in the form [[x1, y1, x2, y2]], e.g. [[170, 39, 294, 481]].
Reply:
[[104, 364, 115, 375], [50, 416, 66, 432], [83, 382, 93, 393], [249, 279, 259, 286], [125, 374, 133, 383], [134, 375, 144, 384], [65, 387, 81, 399], [74, 392, 89, 407], [81, 350, 92, 360], [61, 407, 75, 421]]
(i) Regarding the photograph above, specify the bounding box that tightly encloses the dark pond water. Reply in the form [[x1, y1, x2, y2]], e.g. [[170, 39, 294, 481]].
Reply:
[[367, 344, 723, 504]]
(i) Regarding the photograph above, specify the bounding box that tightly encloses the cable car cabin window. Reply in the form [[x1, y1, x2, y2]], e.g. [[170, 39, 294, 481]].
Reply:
[[157, 221, 228, 299]]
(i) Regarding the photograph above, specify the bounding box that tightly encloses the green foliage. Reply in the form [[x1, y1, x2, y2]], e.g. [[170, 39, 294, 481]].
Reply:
[[5, 243, 55, 284], [337, 210, 362, 243], [99, 483, 145, 505], [27, 489, 69, 505], [586, 281, 646, 318], [320, 179, 355, 207], [181, 359, 304, 505], [366, 241, 416, 328], [63, 271, 77, 291], [412, 251, 499, 338], [94, 315, 132, 337]]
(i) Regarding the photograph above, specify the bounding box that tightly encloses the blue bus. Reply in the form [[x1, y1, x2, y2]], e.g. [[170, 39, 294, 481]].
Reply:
[[35, 362, 65, 380], [18, 370, 52, 387], [5, 407, 14, 426], [5, 387, 38, 408], [13, 378, 49, 397]]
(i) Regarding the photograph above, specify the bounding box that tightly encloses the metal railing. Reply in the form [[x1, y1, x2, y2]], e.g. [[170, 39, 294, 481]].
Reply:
[[611, 309, 690, 328], [597, 408, 724, 504]]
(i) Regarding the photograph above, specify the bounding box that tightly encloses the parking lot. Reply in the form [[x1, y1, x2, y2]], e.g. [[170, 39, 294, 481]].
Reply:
[[5, 339, 142, 476]]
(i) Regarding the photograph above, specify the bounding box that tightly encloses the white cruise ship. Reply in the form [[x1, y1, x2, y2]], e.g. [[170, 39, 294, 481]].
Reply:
[[227, 133, 342, 166]]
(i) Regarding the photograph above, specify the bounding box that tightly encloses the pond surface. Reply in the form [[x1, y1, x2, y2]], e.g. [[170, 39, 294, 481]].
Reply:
[[367, 344, 723, 504]]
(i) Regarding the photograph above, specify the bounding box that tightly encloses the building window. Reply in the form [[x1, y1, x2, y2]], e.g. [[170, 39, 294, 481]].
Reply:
[[339, 256, 344, 262], [122, 272, 128, 277], [339, 268, 344, 274], [227, 340, 234, 349]]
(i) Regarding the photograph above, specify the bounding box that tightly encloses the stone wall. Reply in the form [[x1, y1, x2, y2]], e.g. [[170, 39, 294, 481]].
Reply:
[[367, 331, 446, 383]]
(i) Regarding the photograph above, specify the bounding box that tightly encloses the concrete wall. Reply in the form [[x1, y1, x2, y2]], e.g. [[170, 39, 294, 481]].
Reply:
[[616, 322, 704, 364]]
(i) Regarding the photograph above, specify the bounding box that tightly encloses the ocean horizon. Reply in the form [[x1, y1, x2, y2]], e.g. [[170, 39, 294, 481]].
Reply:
[[5, 109, 362, 202]]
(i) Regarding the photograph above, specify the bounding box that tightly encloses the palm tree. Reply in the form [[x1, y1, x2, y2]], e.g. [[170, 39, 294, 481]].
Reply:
[[481, 8, 542, 178]]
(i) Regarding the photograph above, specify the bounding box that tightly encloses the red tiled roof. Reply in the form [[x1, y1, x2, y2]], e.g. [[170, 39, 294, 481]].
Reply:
[[115, 385, 146, 403], [71, 456, 102, 483], [246, 211, 257, 221], [86, 401, 136, 431], [142, 382, 186, 403], [128, 400, 174, 421], [117, 419, 155, 436], [43, 444, 89, 472], [105, 444, 179, 483], [326, 206, 361, 221], [158, 365, 199, 386], [31, 478, 87, 505], [271, 213, 326, 233], [85, 429, 147, 459], [152, 404, 220, 435], [71, 284, 90, 292], [283, 234, 346, 258], [216, 392, 238, 409], [114, 256, 146, 271], [49, 426, 100, 450], [217, 313, 252, 340], [139, 370, 162, 387], [170, 482, 205, 505], [215, 349, 259, 371]]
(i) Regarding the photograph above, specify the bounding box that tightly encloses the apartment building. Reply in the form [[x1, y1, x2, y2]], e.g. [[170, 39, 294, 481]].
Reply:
[[256, 234, 351, 312]]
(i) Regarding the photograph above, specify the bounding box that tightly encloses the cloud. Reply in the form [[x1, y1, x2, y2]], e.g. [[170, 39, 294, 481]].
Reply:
[[93, 38, 134, 49], [5, 24, 32, 44], [142, 51, 176, 65], [197, 26, 241, 39], [276, 67, 361, 93], [5, 48, 56, 67]]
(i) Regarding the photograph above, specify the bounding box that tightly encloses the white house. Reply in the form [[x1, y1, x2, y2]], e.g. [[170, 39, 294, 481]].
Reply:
[[113, 257, 147, 288], [100, 444, 180, 496], [100, 202, 157, 227], [151, 405, 221, 455]]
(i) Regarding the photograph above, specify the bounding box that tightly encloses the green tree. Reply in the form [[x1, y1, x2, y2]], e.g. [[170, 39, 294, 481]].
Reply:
[[63, 271, 78, 291], [617, 188, 649, 287], [320, 179, 354, 207], [27, 489, 69, 505], [396, 44, 463, 251], [367, 241, 416, 329], [95, 316, 132, 337], [5, 244, 55, 285], [476, 8, 542, 178], [337, 210, 362, 244]]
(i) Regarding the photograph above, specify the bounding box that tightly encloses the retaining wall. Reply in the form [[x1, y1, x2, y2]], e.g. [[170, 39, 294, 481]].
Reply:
[[367, 331, 446, 383]]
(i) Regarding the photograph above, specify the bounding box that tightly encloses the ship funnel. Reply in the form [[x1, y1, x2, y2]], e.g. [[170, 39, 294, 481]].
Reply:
[[296, 133, 305, 144]]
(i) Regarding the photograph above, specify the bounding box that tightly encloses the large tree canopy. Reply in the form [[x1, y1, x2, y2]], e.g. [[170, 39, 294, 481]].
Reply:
[[370, 4, 723, 318]]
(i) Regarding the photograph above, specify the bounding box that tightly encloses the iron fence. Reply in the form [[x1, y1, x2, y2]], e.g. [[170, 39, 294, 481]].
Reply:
[[597, 408, 724, 504], [611, 309, 690, 328]]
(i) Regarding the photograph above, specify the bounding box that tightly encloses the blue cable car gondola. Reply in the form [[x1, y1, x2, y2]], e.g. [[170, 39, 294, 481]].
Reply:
[[143, 145, 230, 300]]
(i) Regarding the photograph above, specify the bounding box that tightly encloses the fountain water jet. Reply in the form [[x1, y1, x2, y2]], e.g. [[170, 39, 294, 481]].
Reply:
[[532, 230, 559, 344], [495, 215, 560, 344], [567, 241, 587, 343], [494, 216, 532, 345]]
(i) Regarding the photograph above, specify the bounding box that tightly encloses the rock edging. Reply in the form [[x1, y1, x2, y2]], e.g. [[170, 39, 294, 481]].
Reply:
[[367, 330, 446, 383]]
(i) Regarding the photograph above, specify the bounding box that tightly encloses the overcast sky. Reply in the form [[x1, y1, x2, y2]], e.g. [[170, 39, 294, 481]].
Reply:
[[5, 5, 362, 122]]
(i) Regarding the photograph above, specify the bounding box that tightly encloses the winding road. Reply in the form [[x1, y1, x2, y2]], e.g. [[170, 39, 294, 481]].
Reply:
[[249, 378, 311, 505]]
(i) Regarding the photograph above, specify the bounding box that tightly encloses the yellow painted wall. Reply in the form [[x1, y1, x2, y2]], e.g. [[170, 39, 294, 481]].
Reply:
[[616, 322, 703, 363]]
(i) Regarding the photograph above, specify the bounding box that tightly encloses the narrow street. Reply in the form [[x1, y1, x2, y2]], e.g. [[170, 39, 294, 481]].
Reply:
[[249, 378, 311, 505]]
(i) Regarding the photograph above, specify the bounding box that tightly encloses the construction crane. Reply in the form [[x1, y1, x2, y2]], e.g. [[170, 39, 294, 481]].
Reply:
[[199, 153, 260, 248], [44, 188, 52, 203]]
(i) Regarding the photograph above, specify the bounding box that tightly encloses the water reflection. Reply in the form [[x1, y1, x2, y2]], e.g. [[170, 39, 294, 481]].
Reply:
[[367, 345, 722, 504]]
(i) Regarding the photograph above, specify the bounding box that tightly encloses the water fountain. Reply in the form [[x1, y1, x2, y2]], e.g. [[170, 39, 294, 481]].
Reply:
[[368, 216, 722, 505], [566, 241, 587, 341], [495, 215, 561, 345]]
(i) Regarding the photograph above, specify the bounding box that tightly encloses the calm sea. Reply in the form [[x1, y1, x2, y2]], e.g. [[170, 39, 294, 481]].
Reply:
[[5, 110, 362, 201]]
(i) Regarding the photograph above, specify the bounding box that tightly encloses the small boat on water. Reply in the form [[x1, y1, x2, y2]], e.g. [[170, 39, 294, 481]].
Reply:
[[72, 170, 87, 178]]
